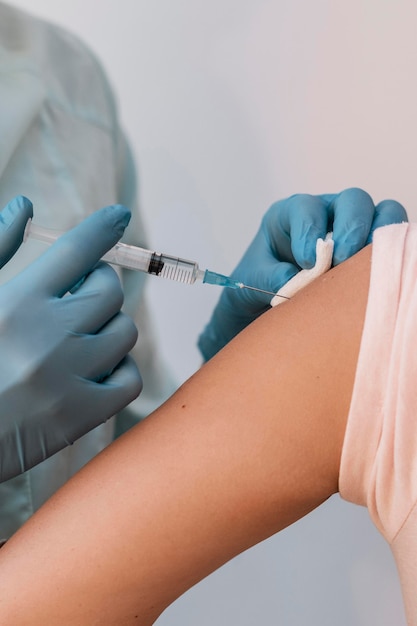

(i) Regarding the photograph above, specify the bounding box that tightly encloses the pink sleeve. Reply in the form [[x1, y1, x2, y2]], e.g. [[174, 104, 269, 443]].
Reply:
[[339, 222, 417, 625]]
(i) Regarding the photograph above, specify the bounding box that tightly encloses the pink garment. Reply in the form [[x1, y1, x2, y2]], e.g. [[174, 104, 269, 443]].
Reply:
[[340, 222, 417, 625]]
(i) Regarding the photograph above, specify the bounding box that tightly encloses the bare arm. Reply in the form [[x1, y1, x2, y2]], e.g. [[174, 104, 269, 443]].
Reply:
[[0, 245, 371, 625]]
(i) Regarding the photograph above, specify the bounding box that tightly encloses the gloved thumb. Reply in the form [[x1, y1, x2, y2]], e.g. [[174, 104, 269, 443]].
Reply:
[[0, 196, 33, 269]]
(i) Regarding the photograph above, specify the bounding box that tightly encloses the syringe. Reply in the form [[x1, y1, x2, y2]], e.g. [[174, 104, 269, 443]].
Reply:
[[24, 220, 283, 298]]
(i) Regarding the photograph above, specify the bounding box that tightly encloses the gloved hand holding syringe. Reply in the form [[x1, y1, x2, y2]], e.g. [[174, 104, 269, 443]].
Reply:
[[24, 219, 280, 298]]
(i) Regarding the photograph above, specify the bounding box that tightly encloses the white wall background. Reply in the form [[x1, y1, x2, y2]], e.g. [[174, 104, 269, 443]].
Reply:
[[11, 1, 414, 624]]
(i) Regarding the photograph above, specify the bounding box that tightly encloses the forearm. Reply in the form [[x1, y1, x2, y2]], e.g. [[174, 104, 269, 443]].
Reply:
[[0, 245, 371, 625]]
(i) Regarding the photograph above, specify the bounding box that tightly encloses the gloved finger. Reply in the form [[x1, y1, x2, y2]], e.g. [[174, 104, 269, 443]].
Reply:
[[234, 259, 299, 309], [227, 229, 299, 311], [365, 199, 408, 243], [19, 204, 131, 297], [268, 260, 299, 295], [46, 355, 142, 449], [318, 193, 338, 206], [70, 313, 138, 380], [0, 195, 33, 268], [87, 355, 142, 427], [331, 188, 375, 265], [265, 195, 329, 269], [57, 262, 124, 334]]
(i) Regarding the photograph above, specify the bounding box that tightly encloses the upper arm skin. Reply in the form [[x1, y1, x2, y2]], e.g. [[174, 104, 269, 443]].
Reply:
[[0, 246, 372, 625]]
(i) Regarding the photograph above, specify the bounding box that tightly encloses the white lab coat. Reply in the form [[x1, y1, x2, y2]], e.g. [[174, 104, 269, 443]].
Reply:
[[0, 1, 175, 539]]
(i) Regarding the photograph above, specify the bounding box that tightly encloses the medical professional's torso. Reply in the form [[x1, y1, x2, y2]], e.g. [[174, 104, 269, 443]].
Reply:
[[0, 2, 174, 539]]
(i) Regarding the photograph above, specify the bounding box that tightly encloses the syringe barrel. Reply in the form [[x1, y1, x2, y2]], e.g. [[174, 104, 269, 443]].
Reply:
[[103, 242, 202, 284], [101, 242, 152, 272], [148, 252, 201, 284]]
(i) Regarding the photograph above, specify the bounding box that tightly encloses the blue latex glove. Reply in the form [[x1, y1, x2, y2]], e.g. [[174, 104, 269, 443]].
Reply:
[[0, 194, 33, 266], [0, 196, 142, 482], [198, 187, 407, 360]]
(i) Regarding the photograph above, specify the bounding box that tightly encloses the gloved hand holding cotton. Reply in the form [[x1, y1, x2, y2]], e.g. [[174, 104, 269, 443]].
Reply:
[[198, 188, 407, 361]]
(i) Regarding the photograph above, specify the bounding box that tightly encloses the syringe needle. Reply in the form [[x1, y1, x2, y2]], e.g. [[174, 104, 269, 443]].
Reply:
[[236, 282, 290, 299]]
